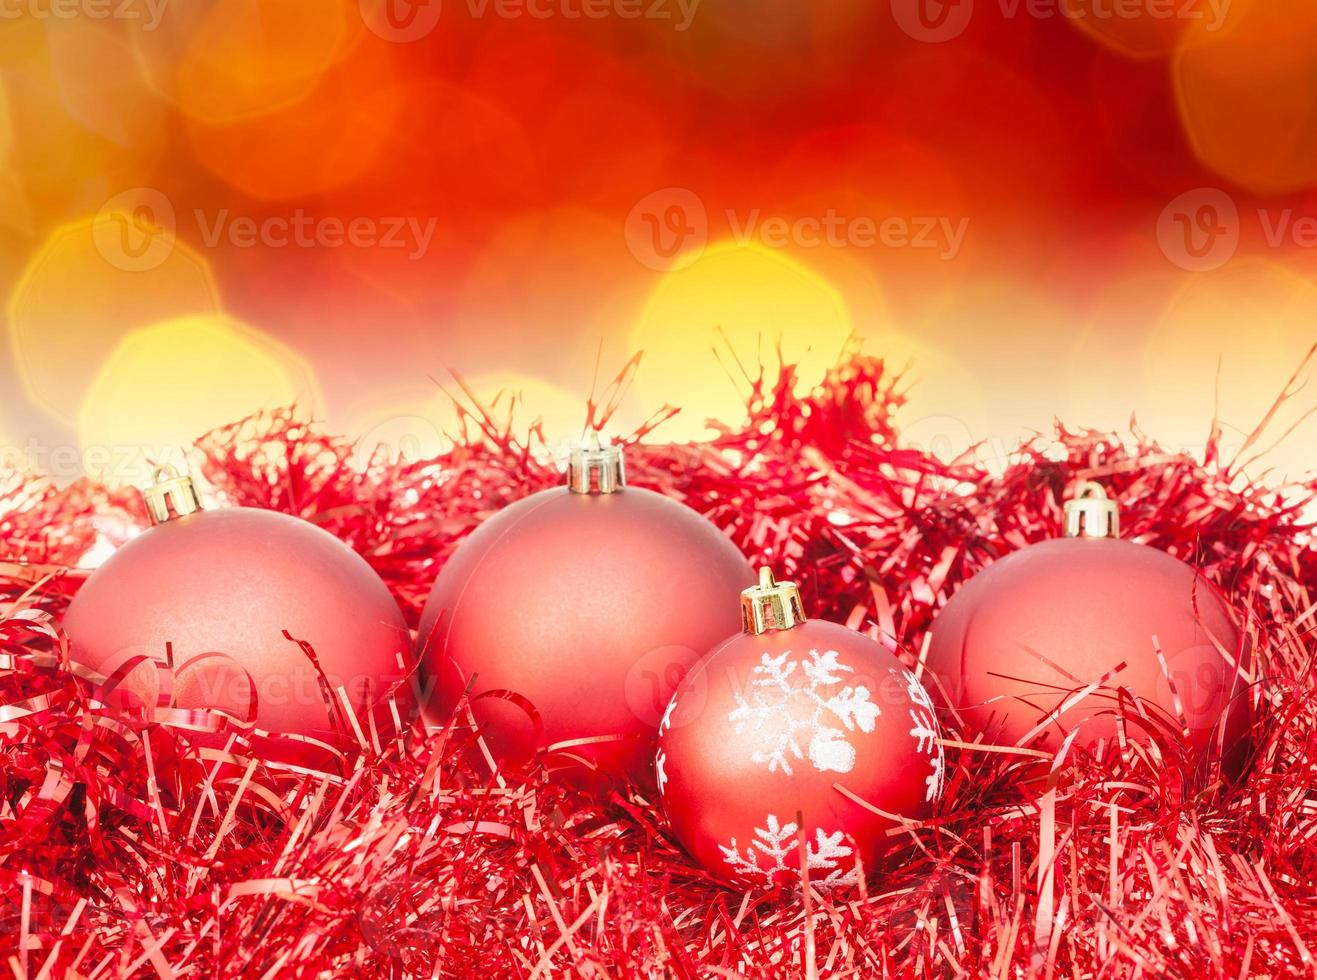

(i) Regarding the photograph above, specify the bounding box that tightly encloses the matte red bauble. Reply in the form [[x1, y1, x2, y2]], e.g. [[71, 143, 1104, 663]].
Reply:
[[925, 482, 1248, 763], [63, 467, 413, 763], [657, 570, 944, 890], [416, 436, 755, 781]]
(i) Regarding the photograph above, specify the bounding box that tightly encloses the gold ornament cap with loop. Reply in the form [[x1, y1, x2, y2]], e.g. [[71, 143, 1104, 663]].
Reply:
[[741, 567, 807, 635], [1064, 481, 1120, 539], [567, 430, 625, 495], [143, 464, 203, 525]]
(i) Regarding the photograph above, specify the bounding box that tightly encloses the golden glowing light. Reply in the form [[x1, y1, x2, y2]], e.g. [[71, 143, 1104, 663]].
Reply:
[[460, 207, 650, 367], [862, 332, 991, 466], [895, 276, 1069, 457], [345, 372, 593, 467], [0, 0, 1310, 513], [77, 315, 320, 486], [1063, 270, 1188, 431], [44, 17, 167, 147], [186, 33, 400, 200], [170, 0, 354, 124], [9, 217, 221, 424], [0, 76, 14, 158], [0, 418, 16, 480], [1, 33, 135, 204], [1142, 260, 1316, 479], [446, 372, 595, 441], [630, 242, 852, 442], [0, 155, 32, 250], [1174, 0, 1317, 194]]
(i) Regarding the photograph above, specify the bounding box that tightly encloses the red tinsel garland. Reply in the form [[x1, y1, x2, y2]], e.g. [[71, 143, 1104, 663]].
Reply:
[[0, 353, 1314, 977]]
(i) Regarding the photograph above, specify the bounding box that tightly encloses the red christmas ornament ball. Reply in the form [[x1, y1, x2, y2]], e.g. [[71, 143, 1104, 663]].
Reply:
[[658, 571, 944, 890], [417, 440, 754, 781], [925, 485, 1248, 763], [64, 471, 413, 763]]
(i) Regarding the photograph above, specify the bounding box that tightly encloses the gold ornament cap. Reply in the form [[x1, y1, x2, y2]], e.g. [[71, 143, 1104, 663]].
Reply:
[[567, 431, 625, 495], [143, 464, 203, 525], [1063, 481, 1120, 539], [741, 567, 807, 635]]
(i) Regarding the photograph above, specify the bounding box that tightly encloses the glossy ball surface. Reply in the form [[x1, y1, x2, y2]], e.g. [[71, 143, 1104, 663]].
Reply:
[[64, 508, 413, 759], [657, 619, 944, 889], [925, 538, 1247, 759], [416, 486, 755, 780]]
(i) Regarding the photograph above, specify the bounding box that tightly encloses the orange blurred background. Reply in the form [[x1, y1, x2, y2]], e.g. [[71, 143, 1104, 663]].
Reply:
[[0, 0, 1313, 486]]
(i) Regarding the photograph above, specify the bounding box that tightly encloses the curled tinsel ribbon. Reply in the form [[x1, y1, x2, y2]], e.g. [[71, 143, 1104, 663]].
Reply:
[[0, 351, 1314, 977]]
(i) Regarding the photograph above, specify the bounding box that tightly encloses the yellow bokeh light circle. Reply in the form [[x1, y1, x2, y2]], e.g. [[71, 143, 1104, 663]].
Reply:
[[77, 315, 320, 486], [629, 242, 852, 442], [9, 216, 220, 424], [1174, 0, 1317, 195]]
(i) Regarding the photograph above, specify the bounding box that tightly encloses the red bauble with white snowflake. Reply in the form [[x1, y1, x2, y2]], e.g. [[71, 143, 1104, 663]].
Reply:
[[657, 570, 944, 890]]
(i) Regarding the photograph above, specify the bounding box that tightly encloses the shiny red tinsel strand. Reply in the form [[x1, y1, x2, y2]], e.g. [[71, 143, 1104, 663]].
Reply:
[[1, 353, 1315, 978]]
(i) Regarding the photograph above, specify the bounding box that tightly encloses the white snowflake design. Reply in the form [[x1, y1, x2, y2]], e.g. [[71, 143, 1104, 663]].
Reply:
[[718, 815, 859, 891], [728, 649, 880, 776], [894, 667, 946, 803], [659, 695, 677, 735], [656, 694, 676, 796]]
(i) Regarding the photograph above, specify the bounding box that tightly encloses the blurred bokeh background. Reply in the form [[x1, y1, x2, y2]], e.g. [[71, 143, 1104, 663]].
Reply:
[[0, 0, 1314, 487]]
